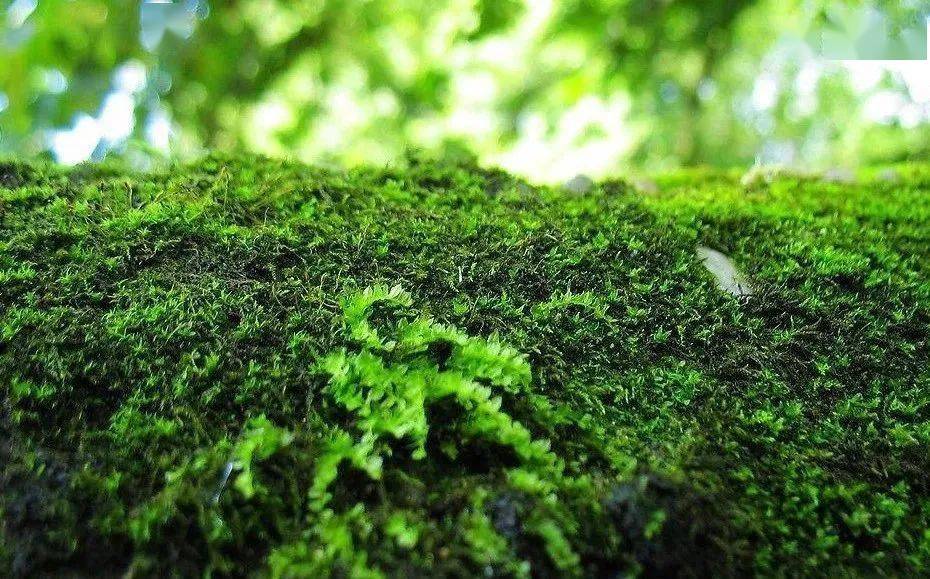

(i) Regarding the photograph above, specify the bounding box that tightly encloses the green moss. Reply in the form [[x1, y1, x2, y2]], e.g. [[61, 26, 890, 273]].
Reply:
[[2, 154, 930, 576]]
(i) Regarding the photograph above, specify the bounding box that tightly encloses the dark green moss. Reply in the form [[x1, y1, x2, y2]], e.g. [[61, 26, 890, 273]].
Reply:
[[2, 154, 929, 577]]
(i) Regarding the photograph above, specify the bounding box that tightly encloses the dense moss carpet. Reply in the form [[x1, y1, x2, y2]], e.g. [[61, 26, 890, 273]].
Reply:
[[2, 156, 930, 577]]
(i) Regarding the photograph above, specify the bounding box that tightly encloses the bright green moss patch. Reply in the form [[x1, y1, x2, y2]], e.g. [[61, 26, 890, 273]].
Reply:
[[2, 155, 930, 577]]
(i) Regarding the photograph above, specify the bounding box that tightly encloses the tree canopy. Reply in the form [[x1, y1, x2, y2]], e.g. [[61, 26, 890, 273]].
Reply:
[[1, 0, 928, 179]]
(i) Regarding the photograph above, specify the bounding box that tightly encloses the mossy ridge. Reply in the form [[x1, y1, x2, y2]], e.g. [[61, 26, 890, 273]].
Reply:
[[1, 154, 930, 577]]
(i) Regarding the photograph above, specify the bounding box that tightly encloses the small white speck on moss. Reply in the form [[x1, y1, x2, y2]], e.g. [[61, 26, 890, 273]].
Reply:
[[740, 165, 807, 188], [696, 246, 754, 297], [632, 178, 659, 194], [563, 174, 594, 194]]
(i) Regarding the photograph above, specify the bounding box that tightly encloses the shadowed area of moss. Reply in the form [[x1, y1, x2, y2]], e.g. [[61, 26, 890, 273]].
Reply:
[[1, 155, 929, 577]]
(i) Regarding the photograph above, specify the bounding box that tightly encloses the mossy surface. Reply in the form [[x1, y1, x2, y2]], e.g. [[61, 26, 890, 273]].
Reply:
[[2, 155, 930, 577]]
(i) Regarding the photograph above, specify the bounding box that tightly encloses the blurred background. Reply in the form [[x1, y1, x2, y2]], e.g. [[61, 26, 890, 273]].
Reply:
[[1, 0, 928, 182]]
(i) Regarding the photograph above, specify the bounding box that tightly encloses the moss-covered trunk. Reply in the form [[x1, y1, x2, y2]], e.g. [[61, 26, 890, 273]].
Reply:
[[2, 156, 930, 577]]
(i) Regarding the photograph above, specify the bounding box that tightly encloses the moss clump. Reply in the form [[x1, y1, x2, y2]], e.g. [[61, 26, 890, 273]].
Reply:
[[2, 155, 930, 577]]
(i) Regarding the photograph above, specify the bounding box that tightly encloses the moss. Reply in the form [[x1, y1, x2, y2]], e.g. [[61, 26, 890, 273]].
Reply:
[[1, 153, 930, 577]]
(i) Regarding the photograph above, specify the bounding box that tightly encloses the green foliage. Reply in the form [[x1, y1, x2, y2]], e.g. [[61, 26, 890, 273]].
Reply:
[[2, 1, 926, 173], [322, 284, 543, 461], [289, 284, 587, 575], [2, 155, 930, 576]]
